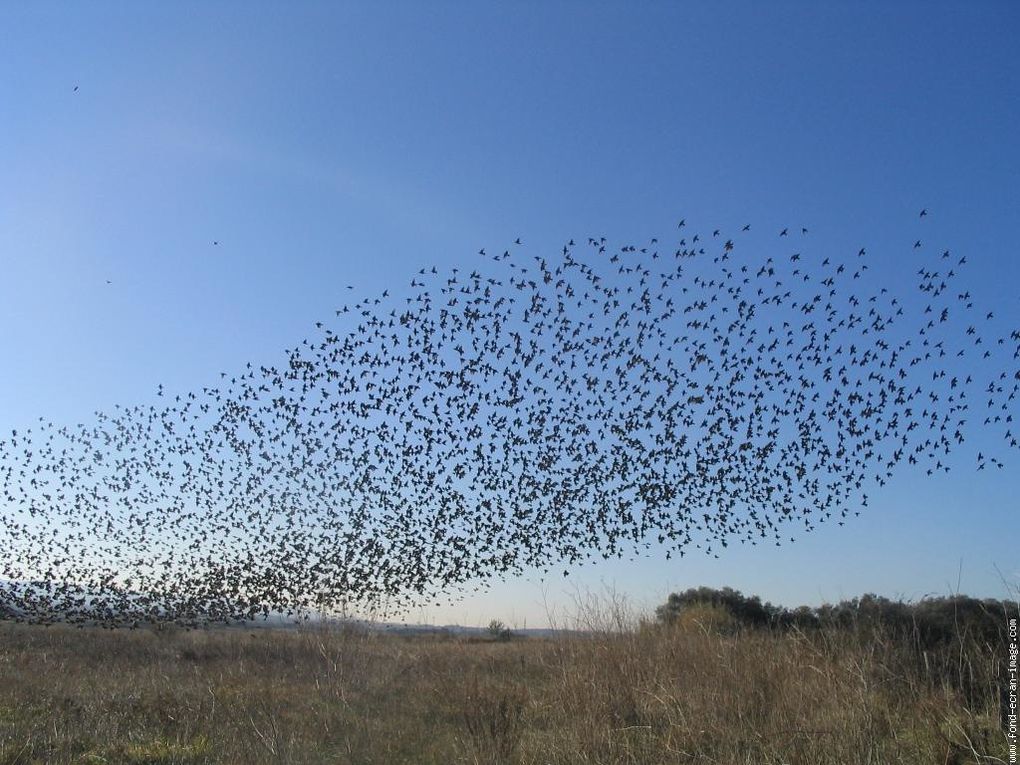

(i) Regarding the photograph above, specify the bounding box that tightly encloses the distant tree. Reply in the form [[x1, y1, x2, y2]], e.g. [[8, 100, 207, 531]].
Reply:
[[654, 587, 1015, 650], [786, 604, 818, 629], [815, 593, 911, 634], [910, 595, 1011, 648], [487, 619, 512, 641], [655, 586, 781, 628]]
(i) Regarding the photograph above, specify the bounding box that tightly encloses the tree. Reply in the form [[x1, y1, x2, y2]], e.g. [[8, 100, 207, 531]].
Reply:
[[486, 619, 512, 641], [655, 586, 780, 628]]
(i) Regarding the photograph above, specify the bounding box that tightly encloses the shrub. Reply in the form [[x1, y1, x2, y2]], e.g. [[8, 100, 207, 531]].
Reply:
[[487, 619, 513, 641], [655, 586, 781, 628]]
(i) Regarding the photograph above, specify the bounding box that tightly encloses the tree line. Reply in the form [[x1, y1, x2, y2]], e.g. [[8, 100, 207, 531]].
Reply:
[[655, 586, 1016, 648]]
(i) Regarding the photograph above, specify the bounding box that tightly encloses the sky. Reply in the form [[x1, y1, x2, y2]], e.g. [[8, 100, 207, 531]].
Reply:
[[1, 2, 1018, 628]]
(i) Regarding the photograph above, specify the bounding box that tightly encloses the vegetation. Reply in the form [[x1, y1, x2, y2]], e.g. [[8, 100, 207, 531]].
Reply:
[[0, 589, 1014, 764], [655, 586, 1014, 647], [486, 620, 514, 642]]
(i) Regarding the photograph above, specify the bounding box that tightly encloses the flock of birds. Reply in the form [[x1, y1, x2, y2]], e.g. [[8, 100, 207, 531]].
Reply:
[[0, 213, 1016, 626]]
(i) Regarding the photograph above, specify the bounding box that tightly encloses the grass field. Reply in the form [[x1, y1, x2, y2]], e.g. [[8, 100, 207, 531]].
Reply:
[[0, 598, 1012, 764]]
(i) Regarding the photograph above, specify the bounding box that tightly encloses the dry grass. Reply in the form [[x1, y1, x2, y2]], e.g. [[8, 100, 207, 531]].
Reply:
[[0, 600, 1011, 764]]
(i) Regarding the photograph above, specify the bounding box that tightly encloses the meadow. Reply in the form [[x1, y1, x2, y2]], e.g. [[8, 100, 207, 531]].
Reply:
[[0, 594, 1013, 765]]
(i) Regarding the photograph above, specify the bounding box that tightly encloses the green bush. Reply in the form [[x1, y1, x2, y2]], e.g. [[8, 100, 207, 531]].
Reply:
[[655, 586, 1015, 648]]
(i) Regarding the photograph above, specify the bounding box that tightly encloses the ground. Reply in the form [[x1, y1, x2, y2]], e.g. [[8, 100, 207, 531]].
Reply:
[[0, 607, 1009, 764]]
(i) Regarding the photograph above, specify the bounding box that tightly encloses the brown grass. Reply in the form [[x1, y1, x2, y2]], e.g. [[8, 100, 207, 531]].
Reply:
[[0, 600, 1011, 764]]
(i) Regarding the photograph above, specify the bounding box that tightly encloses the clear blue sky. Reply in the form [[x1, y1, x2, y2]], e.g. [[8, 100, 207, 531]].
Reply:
[[1, 2, 1017, 627]]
